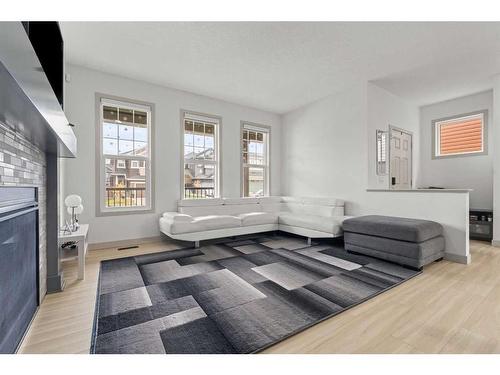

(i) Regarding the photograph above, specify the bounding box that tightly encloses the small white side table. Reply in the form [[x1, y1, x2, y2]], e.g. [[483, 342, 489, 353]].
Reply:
[[59, 224, 89, 280]]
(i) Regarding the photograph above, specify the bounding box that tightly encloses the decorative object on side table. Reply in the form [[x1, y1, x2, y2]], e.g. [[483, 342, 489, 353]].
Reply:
[[64, 194, 83, 232]]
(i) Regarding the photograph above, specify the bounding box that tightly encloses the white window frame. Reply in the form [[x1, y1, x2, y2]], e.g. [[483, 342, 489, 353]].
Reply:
[[130, 160, 140, 169], [181, 110, 222, 200], [95, 94, 155, 216], [432, 110, 488, 159], [240, 121, 270, 197]]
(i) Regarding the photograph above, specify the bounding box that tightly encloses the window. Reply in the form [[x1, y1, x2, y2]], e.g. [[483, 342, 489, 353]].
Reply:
[[97, 95, 153, 214], [433, 111, 487, 159], [241, 123, 270, 197], [182, 111, 220, 199], [376, 130, 388, 175]]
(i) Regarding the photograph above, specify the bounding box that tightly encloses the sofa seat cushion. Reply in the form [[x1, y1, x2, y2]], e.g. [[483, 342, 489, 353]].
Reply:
[[278, 212, 342, 235], [239, 212, 278, 226], [159, 217, 202, 234], [192, 215, 241, 231], [342, 215, 443, 242]]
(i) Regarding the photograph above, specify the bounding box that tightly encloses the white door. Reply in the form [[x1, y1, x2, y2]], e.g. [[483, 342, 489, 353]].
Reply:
[[389, 128, 412, 190]]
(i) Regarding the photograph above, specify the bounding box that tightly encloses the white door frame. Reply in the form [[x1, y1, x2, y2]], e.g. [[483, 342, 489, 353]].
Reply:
[[388, 125, 413, 190]]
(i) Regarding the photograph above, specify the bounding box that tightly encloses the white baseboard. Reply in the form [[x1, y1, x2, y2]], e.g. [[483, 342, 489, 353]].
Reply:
[[444, 252, 471, 265], [89, 235, 165, 251]]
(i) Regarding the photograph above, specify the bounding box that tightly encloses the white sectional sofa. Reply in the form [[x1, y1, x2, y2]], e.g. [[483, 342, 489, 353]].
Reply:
[[159, 196, 348, 247]]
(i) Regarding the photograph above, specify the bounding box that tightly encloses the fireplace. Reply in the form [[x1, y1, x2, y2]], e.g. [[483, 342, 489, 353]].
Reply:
[[0, 187, 39, 353]]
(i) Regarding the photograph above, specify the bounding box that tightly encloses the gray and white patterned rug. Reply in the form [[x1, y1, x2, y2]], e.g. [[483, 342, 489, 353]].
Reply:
[[91, 234, 420, 354]]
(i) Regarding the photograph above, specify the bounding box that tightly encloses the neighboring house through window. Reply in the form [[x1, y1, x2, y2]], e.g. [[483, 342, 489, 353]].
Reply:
[[241, 122, 270, 197], [97, 94, 154, 214], [433, 111, 487, 159], [182, 111, 220, 199]]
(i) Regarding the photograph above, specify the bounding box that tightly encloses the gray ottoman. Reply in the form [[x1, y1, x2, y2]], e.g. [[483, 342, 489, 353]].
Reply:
[[342, 215, 445, 270]]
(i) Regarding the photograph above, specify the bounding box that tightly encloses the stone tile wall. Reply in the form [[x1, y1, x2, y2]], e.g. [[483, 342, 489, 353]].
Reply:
[[0, 122, 47, 300]]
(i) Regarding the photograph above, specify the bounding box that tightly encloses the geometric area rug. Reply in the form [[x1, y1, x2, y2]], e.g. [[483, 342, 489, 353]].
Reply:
[[91, 234, 421, 354]]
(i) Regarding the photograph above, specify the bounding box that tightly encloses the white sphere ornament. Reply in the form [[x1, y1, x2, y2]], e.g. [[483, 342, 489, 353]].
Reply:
[[65, 194, 82, 207]]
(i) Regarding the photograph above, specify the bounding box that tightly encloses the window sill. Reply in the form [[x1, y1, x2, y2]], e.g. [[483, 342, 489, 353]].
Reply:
[[96, 206, 155, 217]]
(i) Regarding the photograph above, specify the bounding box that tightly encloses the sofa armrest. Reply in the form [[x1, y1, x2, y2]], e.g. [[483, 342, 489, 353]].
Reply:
[[162, 212, 193, 222]]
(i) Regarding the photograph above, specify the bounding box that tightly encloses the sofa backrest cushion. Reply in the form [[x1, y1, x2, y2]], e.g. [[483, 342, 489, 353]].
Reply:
[[177, 196, 344, 217], [281, 196, 345, 217], [178, 198, 263, 216]]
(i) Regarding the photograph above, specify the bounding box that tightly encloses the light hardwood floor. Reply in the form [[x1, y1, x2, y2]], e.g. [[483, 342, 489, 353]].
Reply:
[[18, 239, 500, 354]]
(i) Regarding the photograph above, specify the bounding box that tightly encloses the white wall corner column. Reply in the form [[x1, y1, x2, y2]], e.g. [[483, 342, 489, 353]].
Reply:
[[492, 75, 500, 246]]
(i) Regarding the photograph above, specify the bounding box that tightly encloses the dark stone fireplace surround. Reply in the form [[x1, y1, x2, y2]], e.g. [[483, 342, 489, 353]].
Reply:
[[0, 121, 48, 300]]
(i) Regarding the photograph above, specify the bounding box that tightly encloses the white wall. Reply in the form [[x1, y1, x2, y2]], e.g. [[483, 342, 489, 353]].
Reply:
[[281, 82, 420, 213], [367, 83, 419, 189], [418, 91, 493, 209], [62, 65, 281, 244], [280, 82, 368, 215], [281, 82, 469, 262]]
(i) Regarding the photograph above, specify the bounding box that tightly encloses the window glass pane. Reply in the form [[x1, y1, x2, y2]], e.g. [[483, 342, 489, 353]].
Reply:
[[184, 132, 194, 147], [134, 141, 148, 156], [204, 134, 214, 160], [134, 111, 147, 125], [249, 131, 256, 140], [184, 163, 216, 199], [119, 124, 134, 141], [248, 141, 256, 153], [103, 106, 118, 121], [243, 130, 248, 140], [194, 133, 204, 148], [255, 143, 264, 155], [257, 132, 263, 142], [184, 146, 194, 158], [103, 122, 118, 138], [118, 140, 134, 155], [185, 120, 193, 132], [134, 126, 148, 142], [204, 134, 214, 149], [194, 147, 205, 159], [243, 167, 264, 197], [103, 138, 118, 155], [194, 122, 204, 134], [119, 108, 133, 123], [437, 114, 483, 156], [105, 157, 147, 208]]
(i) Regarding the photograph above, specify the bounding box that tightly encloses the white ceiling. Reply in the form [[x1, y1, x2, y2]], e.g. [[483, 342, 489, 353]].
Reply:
[[60, 22, 500, 114]]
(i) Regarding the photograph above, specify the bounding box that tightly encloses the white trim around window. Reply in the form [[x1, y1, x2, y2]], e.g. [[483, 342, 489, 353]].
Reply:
[[180, 110, 222, 200], [95, 93, 155, 216], [240, 121, 270, 197]]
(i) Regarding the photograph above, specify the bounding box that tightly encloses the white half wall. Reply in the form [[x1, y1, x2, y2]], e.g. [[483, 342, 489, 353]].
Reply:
[[418, 90, 493, 210], [62, 65, 281, 244], [367, 83, 420, 189], [365, 190, 470, 263]]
